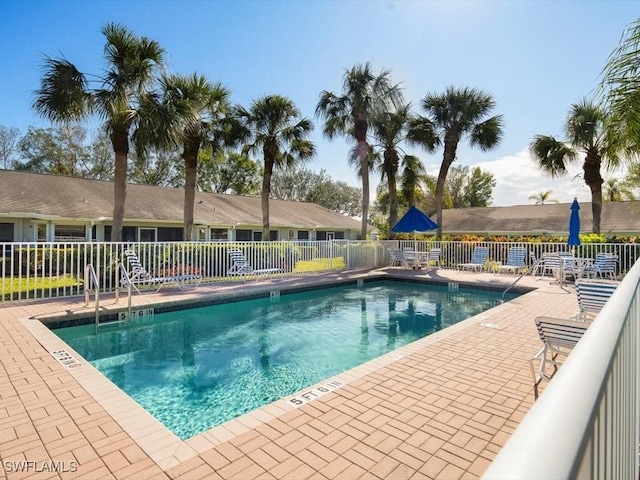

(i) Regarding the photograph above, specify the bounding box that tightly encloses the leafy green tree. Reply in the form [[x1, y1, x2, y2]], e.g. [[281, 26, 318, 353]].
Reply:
[[153, 73, 232, 240], [236, 95, 315, 239], [603, 177, 635, 201], [128, 147, 182, 187], [316, 62, 403, 239], [270, 167, 362, 216], [599, 17, 640, 153], [32, 23, 165, 241], [87, 129, 115, 180], [528, 189, 559, 205], [0, 126, 20, 169], [15, 125, 91, 176], [400, 154, 431, 209], [462, 166, 496, 207], [620, 160, 640, 199], [530, 99, 622, 233], [408, 87, 503, 239], [198, 151, 261, 195]]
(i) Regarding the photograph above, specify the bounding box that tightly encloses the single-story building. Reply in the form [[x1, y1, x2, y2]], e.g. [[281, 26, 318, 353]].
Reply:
[[439, 201, 640, 237], [0, 170, 364, 242]]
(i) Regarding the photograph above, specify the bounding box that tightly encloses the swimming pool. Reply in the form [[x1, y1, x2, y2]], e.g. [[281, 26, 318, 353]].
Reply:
[[54, 280, 516, 439]]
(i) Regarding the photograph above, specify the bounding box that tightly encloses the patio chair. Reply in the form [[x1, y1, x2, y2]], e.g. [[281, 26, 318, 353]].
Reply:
[[388, 249, 407, 268], [458, 246, 489, 272], [120, 250, 202, 294], [228, 249, 282, 282], [420, 247, 441, 270], [530, 316, 590, 399], [582, 254, 618, 280], [496, 247, 527, 275], [574, 279, 619, 321]]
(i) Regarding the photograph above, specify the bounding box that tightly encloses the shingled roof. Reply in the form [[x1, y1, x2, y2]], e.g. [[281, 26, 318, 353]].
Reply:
[[0, 170, 362, 231], [440, 201, 640, 236]]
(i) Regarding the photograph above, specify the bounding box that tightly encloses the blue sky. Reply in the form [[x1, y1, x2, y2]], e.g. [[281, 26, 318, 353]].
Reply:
[[0, 0, 637, 206]]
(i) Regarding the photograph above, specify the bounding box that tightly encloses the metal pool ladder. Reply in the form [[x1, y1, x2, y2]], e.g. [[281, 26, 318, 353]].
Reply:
[[83, 264, 101, 334], [502, 256, 546, 299]]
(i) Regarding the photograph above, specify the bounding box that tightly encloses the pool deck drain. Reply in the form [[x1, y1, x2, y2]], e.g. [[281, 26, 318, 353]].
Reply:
[[0, 268, 579, 479]]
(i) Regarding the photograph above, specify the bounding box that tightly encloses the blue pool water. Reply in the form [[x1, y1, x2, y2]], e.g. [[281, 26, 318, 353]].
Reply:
[[54, 281, 515, 439]]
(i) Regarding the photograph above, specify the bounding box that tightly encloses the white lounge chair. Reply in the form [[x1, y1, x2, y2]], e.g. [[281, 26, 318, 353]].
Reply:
[[574, 279, 619, 321], [228, 249, 282, 282], [459, 246, 489, 272], [530, 316, 590, 399], [120, 250, 201, 293], [419, 248, 441, 270], [496, 247, 527, 275]]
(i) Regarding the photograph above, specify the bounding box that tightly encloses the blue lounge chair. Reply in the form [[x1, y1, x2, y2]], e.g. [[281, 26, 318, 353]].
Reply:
[[574, 279, 619, 321], [496, 247, 527, 275], [582, 254, 618, 280], [459, 246, 489, 272]]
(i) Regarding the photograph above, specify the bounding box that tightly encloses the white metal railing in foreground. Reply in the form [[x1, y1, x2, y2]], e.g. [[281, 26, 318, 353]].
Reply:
[[483, 258, 640, 479]]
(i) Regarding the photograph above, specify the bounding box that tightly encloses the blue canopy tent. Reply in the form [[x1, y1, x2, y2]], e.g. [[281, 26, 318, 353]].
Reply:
[[391, 206, 439, 265]]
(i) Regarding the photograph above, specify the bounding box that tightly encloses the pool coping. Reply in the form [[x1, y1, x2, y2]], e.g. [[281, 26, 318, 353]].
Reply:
[[17, 271, 537, 471]]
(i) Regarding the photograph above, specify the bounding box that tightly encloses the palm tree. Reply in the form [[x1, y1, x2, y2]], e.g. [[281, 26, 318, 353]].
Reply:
[[316, 63, 403, 239], [235, 95, 315, 239], [528, 190, 559, 204], [32, 23, 165, 241], [408, 86, 504, 239], [529, 99, 621, 233], [599, 18, 640, 153], [400, 154, 429, 209], [371, 104, 413, 235], [156, 73, 232, 240]]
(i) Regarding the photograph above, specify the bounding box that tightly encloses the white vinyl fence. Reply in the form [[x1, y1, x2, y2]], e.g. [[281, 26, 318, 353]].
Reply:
[[0, 240, 386, 302], [1, 240, 639, 303]]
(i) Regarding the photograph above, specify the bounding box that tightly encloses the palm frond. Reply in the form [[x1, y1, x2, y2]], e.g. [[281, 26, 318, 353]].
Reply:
[[529, 135, 576, 178]]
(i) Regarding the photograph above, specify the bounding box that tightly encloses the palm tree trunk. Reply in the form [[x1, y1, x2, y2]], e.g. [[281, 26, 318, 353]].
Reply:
[[435, 136, 458, 240], [262, 157, 274, 241], [583, 150, 604, 233], [111, 153, 127, 241], [360, 149, 370, 240], [110, 128, 129, 242], [355, 118, 369, 240], [387, 151, 398, 238], [182, 148, 198, 242]]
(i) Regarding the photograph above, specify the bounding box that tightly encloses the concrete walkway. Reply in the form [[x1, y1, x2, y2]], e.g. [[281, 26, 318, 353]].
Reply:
[[0, 269, 579, 479]]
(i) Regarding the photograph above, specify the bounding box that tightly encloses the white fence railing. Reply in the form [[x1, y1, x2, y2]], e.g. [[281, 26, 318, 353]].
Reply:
[[1, 240, 639, 303], [483, 257, 640, 479], [380, 240, 640, 275], [0, 240, 386, 302]]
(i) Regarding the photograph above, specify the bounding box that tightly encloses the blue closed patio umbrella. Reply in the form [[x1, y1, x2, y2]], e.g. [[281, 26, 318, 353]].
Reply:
[[391, 206, 439, 257], [568, 198, 581, 248]]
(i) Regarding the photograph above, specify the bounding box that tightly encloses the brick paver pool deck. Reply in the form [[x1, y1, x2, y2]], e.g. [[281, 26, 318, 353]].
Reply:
[[0, 268, 580, 479]]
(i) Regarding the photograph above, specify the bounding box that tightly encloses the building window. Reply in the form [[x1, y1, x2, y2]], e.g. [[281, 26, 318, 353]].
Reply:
[[335, 231, 345, 240], [297, 230, 309, 240], [253, 231, 262, 242], [197, 228, 207, 241], [54, 224, 86, 241], [105, 226, 137, 242], [236, 229, 251, 241], [158, 227, 182, 241], [139, 228, 157, 242], [35, 224, 47, 242], [316, 231, 326, 241], [211, 229, 228, 241], [0, 223, 14, 242], [288, 230, 295, 241], [269, 230, 278, 241]]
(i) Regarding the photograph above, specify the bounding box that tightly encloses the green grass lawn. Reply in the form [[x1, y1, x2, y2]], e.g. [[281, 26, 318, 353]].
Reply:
[[1, 275, 81, 299]]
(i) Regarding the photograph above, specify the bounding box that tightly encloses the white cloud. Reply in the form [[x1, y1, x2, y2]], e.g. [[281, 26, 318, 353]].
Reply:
[[471, 148, 625, 206]]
